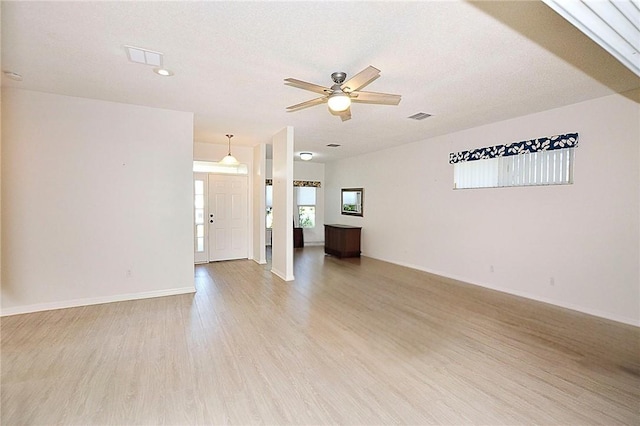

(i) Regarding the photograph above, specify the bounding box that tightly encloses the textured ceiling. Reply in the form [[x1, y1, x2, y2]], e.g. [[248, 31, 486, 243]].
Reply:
[[2, 1, 638, 162]]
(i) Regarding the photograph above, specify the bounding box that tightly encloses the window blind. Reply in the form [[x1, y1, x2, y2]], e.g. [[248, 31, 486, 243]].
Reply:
[[454, 147, 575, 189]]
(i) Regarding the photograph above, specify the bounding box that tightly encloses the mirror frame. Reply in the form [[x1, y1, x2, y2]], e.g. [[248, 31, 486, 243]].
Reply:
[[341, 188, 364, 217]]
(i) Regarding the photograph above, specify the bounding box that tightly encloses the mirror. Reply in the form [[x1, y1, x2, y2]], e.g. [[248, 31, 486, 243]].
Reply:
[[341, 188, 364, 216]]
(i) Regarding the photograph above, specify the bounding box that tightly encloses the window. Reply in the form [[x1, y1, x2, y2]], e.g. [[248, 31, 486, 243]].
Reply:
[[450, 133, 578, 190], [194, 179, 205, 252], [454, 148, 575, 189], [296, 186, 316, 228], [265, 180, 320, 229], [193, 160, 248, 175], [298, 206, 315, 228], [266, 185, 273, 229]]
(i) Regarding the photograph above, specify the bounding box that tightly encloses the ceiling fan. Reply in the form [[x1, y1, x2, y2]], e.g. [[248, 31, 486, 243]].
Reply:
[[284, 65, 401, 121]]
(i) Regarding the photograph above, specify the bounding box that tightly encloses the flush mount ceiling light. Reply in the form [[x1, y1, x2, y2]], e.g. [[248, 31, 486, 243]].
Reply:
[[299, 152, 313, 161], [219, 134, 239, 165]]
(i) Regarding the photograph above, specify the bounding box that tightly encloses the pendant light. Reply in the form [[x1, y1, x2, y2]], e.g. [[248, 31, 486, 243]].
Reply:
[[219, 134, 239, 165]]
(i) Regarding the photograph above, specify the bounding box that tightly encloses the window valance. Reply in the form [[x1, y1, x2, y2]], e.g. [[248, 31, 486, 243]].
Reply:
[[449, 132, 578, 164], [265, 179, 321, 188]]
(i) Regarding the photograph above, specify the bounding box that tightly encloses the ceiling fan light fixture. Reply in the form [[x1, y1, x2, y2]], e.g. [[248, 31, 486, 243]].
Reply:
[[285, 66, 399, 121], [219, 134, 240, 165], [327, 91, 351, 112], [299, 152, 313, 161]]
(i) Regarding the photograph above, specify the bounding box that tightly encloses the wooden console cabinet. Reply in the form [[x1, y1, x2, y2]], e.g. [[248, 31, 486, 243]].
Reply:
[[324, 224, 361, 258], [293, 227, 304, 248]]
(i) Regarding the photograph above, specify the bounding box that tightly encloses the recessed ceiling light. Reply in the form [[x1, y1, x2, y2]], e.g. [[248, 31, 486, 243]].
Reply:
[[153, 68, 174, 77], [3, 71, 23, 81]]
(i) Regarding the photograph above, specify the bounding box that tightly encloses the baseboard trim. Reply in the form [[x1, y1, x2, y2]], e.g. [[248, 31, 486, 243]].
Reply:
[[367, 256, 640, 328], [0, 286, 197, 317], [271, 268, 294, 282]]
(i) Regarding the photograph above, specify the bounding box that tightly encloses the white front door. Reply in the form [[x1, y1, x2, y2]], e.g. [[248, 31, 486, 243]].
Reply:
[[208, 174, 248, 261]]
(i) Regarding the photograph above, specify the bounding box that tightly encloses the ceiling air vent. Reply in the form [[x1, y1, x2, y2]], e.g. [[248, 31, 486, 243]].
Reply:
[[124, 45, 163, 66], [326, 143, 341, 147], [408, 112, 432, 120]]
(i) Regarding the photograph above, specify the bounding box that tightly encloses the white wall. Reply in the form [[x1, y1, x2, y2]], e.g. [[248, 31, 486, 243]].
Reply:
[[325, 92, 640, 326], [266, 159, 326, 244], [1, 88, 195, 315]]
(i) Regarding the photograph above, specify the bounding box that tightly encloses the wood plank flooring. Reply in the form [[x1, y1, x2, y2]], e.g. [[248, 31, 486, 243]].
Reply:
[[2, 246, 639, 425]]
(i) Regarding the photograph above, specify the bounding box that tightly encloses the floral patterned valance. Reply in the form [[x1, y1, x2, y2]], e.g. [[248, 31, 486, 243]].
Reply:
[[449, 132, 579, 164], [265, 179, 321, 188]]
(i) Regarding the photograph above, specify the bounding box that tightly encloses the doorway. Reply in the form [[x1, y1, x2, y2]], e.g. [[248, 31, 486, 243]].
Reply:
[[194, 172, 248, 263]]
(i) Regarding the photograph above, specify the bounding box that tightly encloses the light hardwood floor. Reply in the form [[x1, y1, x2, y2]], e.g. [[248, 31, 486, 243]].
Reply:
[[2, 247, 639, 425]]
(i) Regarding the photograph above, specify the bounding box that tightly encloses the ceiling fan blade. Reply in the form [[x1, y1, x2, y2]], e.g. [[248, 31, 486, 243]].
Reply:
[[341, 66, 380, 92], [339, 108, 352, 122], [284, 78, 330, 95], [350, 90, 401, 105], [286, 96, 327, 111]]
